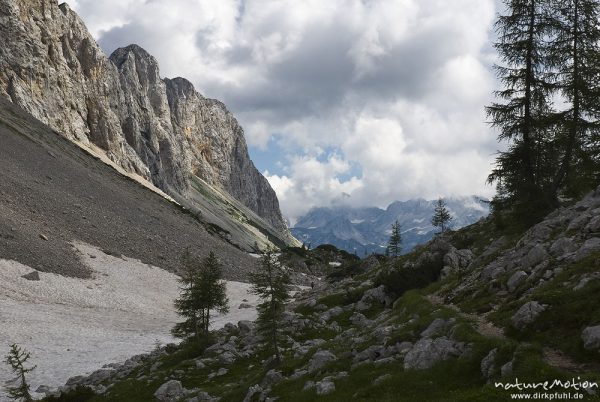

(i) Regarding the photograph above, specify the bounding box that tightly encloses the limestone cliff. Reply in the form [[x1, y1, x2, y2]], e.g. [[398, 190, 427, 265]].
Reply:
[[0, 0, 290, 238]]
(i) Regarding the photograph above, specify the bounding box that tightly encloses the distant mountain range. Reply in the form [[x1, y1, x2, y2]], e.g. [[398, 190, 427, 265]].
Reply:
[[290, 197, 490, 255]]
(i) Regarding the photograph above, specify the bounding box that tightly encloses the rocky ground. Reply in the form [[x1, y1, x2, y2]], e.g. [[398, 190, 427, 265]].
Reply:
[[0, 98, 255, 280], [44, 186, 600, 401]]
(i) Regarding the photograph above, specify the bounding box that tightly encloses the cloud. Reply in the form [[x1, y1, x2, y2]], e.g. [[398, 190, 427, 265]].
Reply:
[[71, 0, 501, 221]]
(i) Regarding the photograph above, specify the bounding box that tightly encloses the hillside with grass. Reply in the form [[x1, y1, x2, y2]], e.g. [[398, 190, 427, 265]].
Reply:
[[40, 185, 600, 402]]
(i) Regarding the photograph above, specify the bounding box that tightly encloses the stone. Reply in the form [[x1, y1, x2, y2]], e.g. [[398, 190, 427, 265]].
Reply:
[[21, 271, 40, 281], [238, 303, 253, 309], [567, 214, 591, 231], [582, 326, 600, 350], [481, 348, 498, 379], [574, 238, 600, 262], [549, 237, 578, 257], [242, 385, 262, 402], [500, 361, 513, 377], [522, 245, 549, 270], [261, 369, 283, 386], [373, 374, 392, 385], [154, 380, 184, 402], [587, 216, 600, 232], [307, 350, 337, 372], [350, 312, 373, 328], [35, 385, 51, 394], [421, 318, 449, 338], [315, 379, 335, 395], [443, 248, 474, 275], [511, 301, 547, 330], [507, 271, 528, 292], [360, 285, 394, 307], [238, 320, 255, 335], [403, 338, 466, 370], [320, 306, 344, 322]]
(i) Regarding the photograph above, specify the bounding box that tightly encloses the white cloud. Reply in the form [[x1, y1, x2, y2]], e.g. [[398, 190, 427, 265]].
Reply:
[[71, 0, 501, 221]]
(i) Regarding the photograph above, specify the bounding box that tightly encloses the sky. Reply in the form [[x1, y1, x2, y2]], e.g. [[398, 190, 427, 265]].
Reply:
[[69, 0, 503, 224]]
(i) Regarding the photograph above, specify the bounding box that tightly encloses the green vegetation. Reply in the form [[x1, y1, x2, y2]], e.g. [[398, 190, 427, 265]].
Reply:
[[172, 250, 229, 341], [386, 220, 402, 257], [250, 248, 292, 364], [488, 0, 600, 225], [4, 344, 35, 402], [431, 198, 453, 233]]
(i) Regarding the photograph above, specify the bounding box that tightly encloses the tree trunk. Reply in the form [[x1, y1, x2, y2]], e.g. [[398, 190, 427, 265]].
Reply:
[[523, 0, 537, 188]]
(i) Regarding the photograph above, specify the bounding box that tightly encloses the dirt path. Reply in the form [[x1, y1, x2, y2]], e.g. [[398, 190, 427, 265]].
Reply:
[[426, 294, 597, 374], [427, 294, 507, 340]]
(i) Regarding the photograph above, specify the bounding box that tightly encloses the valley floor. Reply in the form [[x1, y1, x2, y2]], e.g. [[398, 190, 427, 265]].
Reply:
[[0, 243, 258, 401]]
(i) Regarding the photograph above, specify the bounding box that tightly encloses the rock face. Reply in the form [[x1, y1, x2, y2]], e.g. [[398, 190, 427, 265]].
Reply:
[[0, 0, 288, 236]]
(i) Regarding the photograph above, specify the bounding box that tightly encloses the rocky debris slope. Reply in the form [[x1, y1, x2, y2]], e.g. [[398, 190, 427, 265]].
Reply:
[[0, 0, 289, 239], [0, 97, 253, 278], [443, 185, 600, 339], [41, 187, 600, 400]]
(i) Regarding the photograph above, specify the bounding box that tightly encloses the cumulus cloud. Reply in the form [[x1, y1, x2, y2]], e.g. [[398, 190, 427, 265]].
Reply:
[[71, 0, 501, 222]]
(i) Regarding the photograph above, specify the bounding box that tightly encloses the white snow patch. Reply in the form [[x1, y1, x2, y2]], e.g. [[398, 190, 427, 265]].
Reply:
[[350, 219, 364, 224], [0, 243, 258, 400], [328, 262, 342, 267]]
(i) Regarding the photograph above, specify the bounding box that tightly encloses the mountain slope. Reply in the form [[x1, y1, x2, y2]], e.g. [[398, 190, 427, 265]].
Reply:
[[292, 197, 489, 254], [47, 186, 600, 401], [0, 97, 253, 280], [0, 0, 296, 248]]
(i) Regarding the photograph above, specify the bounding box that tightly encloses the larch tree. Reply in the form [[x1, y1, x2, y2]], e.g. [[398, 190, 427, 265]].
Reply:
[[249, 248, 291, 365], [4, 344, 35, 402], [548, 0, 600, 197], [172, 250, 229, 342], [431, 198, 452, 234], [487, 0, 558, 222], [387, 220, 402, 257]]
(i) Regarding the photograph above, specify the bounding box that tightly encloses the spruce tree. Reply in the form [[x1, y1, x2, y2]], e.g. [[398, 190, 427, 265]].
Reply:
[[431, 198, 452, 233], [487, 0, 557, 221], [172, 250, 229, 341], [4, 344, 35, 402], [249, 248, 291, 364], [387, 220, 402, 257], [548, 0, 600, 196]]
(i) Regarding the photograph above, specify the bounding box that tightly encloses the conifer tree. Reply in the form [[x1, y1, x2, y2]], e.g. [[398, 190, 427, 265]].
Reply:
[[487, 0, 558, 221], [387, 220, 402, 257], [172, 250, 229, 341], [249, 248, 291, 364], [431, 198, 452, 233], [547, 0, 600, 196], [4, 344, 35, 402]]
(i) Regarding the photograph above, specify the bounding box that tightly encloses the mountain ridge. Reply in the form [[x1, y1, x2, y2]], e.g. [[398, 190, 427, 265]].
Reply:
[[292, 196, 489, 254], [0, 0, 294, 247]]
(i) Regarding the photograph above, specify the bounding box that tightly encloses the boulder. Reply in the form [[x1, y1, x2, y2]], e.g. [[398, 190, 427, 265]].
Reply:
[[238, 320, 255, 335], [443, 248, 474, 273], [420, 318, 450, 338], [511, 301, 546, 330], [242, 385, 262, 402], [521, 245, 548, 270], [360, 285, 394, 307], [261, 369, 283, 387], [481, 348, 498, 379], [21, 271, 40, 281], [582, 326, 600, 350], [549, 237, 578, 257], [315, 379, 335, 395], [586, 216, 600, 233], [403, 337, 466, 370], [307, 350, 337, 372], [507, 271, 528, 292], [574, 238, 600, 262], [154, 380, 184, 402]]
